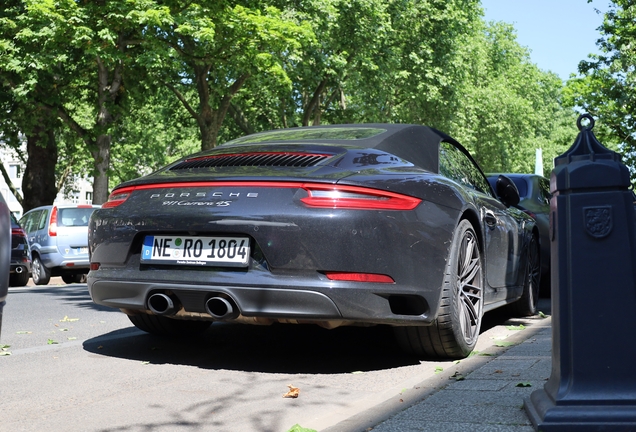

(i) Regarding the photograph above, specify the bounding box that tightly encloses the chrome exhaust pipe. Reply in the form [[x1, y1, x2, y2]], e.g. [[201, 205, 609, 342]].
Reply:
[[147, 293, 179, 316], [15, 266, 24, 274], [205, 296, 239, 320]]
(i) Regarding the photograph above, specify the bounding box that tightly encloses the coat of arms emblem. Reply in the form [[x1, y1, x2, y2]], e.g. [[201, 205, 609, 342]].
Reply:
[[584, 206, 612, 238]]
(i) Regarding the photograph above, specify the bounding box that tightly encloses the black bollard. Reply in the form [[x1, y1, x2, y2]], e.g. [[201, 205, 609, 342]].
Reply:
[[524, 113, 636, 430]]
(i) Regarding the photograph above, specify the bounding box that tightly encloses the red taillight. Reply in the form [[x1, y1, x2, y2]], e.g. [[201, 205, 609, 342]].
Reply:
[[11, 227, 26, 237], [90, 263, 100, 271], [300, 184, 421, 210], [103, 187, 135, 208], [102, 181, 421, 211], [324, 272, 395, 283], [49, 206, 58, 236]]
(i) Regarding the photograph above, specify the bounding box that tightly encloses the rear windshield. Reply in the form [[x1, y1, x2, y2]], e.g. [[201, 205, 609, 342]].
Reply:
[[510, 177, 529, 198], [226, 127, 386, 144], [58, 208, 96, 227]]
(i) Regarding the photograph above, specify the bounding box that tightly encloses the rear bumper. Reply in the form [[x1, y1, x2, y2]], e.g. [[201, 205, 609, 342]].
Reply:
[[39, 253, 90, 270], [88, 273, 438, 326]]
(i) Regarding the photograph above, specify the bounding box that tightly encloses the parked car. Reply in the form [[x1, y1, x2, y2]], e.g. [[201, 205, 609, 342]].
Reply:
[[0, 194, 10, 338], [88, 124, 540, 359], [9, 213, 30, 287], [487, 173, 551, 295], [20, 204, 101, 285]]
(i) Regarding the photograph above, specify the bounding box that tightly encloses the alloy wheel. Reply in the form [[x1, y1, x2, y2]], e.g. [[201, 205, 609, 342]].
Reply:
[[455, 229, 483, 345]]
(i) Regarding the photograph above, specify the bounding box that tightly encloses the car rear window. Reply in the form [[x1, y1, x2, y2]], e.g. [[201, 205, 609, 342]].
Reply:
[[510, 177, 529, 198], [58, 208, 96, 227]]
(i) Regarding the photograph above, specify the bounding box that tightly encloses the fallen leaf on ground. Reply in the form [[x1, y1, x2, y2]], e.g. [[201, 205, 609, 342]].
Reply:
[[285, 424, 316, 432], [283, 384, 300, 398], [16, 331, 32, 334], [47, 339, 58, 345], [449, 371, 465, 381], [60, 316, 79, 322], [494, 341, 516, 347], [516, 382, 532, 387], [506, 325, 525, 330]]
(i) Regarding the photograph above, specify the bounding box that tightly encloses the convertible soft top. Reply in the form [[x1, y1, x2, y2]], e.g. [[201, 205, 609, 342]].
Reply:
[[223, 123, 463, 174]]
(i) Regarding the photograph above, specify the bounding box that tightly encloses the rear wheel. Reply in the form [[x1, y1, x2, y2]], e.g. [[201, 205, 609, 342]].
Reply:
[[127, 314, 212, 336], [509, 234, 541, 317], [395, 219, 484, 359], [9, 271, 29, 287], [31, 255, 51, 286]]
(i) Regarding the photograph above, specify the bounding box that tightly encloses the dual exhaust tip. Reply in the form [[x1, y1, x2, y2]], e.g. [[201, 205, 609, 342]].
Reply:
[[147, 292, 239, 320]]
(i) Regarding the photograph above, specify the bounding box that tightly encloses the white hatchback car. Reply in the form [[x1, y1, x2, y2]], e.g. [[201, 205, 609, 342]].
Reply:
[[20, 204, 101, 285]]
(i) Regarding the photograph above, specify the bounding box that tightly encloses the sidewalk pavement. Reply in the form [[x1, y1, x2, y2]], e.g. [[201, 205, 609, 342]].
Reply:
[[324, 316, 552, 432]]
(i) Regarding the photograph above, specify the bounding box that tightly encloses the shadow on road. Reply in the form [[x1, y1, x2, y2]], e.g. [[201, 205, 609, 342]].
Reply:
[[9, 284, 120, 313], [82, 297, 551, 374]]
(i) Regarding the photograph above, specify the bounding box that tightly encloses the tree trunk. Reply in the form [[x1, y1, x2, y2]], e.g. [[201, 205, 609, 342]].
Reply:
[[22, 121, 58, 212], [91, 134, 111, 204]]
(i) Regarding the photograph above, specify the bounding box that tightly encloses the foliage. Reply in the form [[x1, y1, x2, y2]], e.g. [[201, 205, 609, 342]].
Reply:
[[0, 0, 611, 207], [449, 21, 577, 176], [564, 0, 635, 180]]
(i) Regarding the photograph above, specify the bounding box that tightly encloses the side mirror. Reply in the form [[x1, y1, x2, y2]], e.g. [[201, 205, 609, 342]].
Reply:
[[496, 175, 520, 207]]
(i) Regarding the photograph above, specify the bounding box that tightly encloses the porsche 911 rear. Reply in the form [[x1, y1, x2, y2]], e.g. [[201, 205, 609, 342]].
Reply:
[[88, 177, 456, 320], [89, 124, 540, 361], [88, 128, 461, 335]]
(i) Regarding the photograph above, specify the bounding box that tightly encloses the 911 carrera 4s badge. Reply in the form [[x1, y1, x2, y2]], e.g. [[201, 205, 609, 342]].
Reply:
[[584, 206, 612, 239], [141, 235, 250, 267]]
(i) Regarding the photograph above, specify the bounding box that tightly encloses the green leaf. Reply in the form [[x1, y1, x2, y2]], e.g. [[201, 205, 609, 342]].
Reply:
[[0, 344, 10, 349], [16, 331, 32, 334], [538, 311, 547, 318], [450, 371, 465, 381], [286, 425, 317, 432], [516, 382, 532, 387], [47, 339, 59, 345], [494, 341, 516, 347], [506, 325, 525, 330], [434, 366, 444, 374], [0, 351, 11, 356]]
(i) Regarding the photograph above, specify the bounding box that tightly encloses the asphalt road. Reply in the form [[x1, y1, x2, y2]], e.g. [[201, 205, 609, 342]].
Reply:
[[1, 280, 550, 432]]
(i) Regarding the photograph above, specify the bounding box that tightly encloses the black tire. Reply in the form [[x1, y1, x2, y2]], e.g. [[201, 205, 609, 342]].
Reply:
[[509, 234, 541, 317], [127, 314, 212, 336], [9, 271, 29, 287], [31, 255, 51, 286], [395, 219, 484, 359], [61, 274, 84, 284]]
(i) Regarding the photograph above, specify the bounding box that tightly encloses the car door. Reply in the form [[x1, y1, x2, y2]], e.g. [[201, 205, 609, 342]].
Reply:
[[439, 142, 521, 294]]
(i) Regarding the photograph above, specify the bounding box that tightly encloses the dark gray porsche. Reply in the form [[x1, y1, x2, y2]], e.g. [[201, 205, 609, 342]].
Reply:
[[88, 124, 540, 359]]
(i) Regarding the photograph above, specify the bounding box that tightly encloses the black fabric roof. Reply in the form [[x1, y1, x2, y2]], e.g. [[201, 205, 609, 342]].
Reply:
[[224, 124, 463, 173]]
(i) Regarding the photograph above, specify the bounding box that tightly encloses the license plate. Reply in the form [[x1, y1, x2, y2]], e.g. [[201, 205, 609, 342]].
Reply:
[[141, 235, 250, 267]]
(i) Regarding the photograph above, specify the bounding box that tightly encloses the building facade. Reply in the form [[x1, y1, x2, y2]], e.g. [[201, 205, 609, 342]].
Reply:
[[1, 146, 93, 218]]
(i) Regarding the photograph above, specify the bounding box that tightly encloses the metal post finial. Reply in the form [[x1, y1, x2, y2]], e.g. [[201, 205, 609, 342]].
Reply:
[[577, 113, 595, 131]]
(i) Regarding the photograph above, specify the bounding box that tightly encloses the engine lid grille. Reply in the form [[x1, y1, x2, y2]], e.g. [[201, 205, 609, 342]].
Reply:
[[169, 152, 333, 170]]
